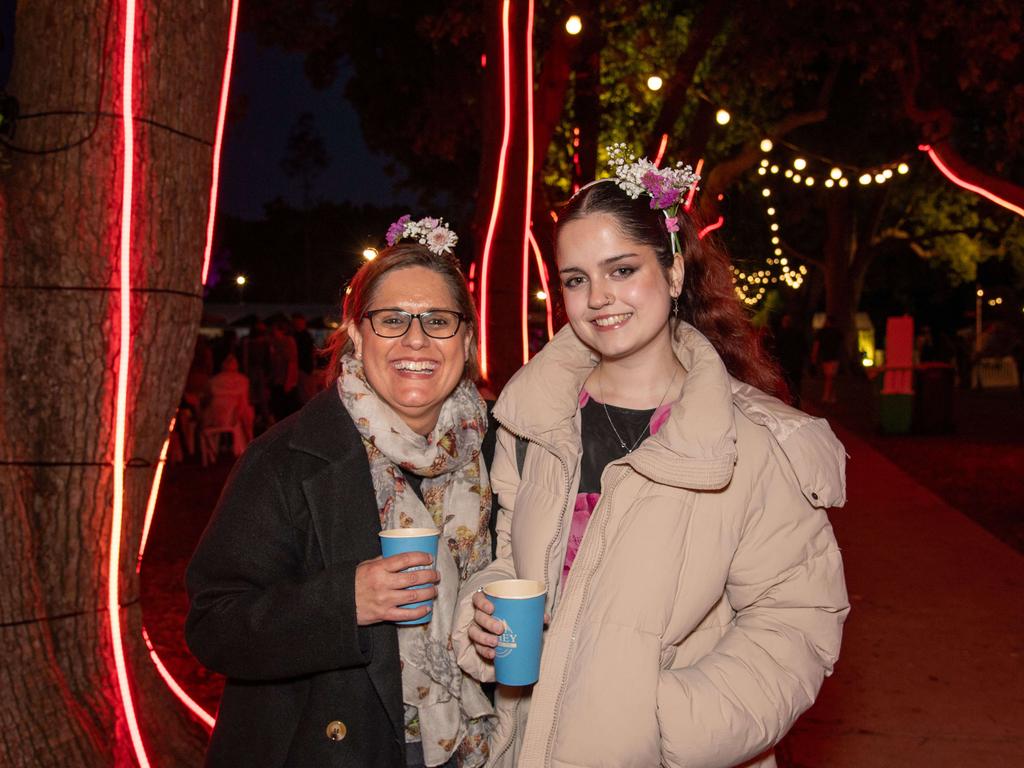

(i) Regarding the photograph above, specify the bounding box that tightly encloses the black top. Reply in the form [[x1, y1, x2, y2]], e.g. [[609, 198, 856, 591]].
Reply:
[[579, 397, 655, 493]]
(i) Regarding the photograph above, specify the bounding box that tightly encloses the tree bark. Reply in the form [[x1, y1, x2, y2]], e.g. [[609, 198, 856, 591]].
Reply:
[[472, 0, 533, 389], [0, 1, 232, 764]]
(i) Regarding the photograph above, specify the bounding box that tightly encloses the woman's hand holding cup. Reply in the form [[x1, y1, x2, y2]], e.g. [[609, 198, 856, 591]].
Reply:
[[355, 553, 439, 625], [468, 589, 503, 660]]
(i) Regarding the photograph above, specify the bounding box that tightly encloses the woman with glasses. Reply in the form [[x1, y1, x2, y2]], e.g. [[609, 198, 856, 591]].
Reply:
[[186, 219, 493, 768]]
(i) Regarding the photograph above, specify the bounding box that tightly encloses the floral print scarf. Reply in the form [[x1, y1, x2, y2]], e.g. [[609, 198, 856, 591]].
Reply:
[[337, 355, 493, 766]]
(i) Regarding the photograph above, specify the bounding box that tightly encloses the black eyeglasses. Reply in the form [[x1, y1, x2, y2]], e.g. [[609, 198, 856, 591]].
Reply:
[[363, 309, 466, 339]]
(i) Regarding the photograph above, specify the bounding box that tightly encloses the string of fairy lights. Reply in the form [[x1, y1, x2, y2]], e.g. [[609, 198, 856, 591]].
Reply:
[[732, 137, 912, 306]]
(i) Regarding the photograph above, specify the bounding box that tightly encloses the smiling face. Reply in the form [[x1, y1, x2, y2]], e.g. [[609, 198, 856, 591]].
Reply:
[[557, 212, 683, 365], [347, 266, 471, 434]]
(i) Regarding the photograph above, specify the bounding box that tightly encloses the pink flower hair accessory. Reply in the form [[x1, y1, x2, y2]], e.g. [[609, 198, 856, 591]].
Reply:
[[384, 214, 459, 256]]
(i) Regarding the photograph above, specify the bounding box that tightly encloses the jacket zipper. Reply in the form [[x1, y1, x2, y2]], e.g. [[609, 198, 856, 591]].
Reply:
[[542, 469, 623, 766], [489, 420, 575, 764]]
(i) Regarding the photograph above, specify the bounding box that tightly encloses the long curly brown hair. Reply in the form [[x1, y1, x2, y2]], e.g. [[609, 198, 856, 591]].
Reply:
[[556, 182, 786, 399]]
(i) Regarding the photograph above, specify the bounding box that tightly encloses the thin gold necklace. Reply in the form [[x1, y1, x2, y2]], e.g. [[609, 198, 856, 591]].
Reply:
[[597, 366, 680, 453]]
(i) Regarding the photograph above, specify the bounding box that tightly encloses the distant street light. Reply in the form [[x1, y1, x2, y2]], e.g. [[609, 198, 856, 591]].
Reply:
[[565, 15, 582, 35], [235, 274, 246, 304], [363, 247, 379, 261], [647, 75, 663, 91], [535, 290, 548, 301], [715, 109, 731, 125]]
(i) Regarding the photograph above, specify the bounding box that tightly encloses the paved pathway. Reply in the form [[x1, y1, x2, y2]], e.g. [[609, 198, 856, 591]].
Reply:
[[782, 423, 1024, 767]]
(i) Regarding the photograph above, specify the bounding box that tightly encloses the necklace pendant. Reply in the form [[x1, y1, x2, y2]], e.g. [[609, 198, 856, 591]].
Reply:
[[618, 439, 627, 449]]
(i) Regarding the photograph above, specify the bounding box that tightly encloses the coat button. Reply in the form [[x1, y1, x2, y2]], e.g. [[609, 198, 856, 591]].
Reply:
[[811, 492, 819, 501], [325, 720, 347, 742]]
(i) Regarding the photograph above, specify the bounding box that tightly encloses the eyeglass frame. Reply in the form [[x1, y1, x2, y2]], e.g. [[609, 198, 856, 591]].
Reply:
[[361, 308, 468, 339]]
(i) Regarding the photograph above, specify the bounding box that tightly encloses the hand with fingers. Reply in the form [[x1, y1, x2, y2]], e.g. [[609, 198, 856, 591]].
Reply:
[[354, 552, 440, 626], [468, 590, 551, 660], [467, 590, 504, 660]]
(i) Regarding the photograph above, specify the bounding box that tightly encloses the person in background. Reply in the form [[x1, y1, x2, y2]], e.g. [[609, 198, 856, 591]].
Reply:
[[242, 320, 273, 433], [454, 146, 849, 768], [203, 353, 254, 443], [812, 315, 843, 404], [186, 217, 493, 768], [268, 318, 299, 421], [292, 313, 318, 405], [774, 313, 809, 407]]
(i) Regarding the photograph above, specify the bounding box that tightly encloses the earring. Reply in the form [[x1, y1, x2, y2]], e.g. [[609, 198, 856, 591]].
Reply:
[[672, 295, 679, 319]]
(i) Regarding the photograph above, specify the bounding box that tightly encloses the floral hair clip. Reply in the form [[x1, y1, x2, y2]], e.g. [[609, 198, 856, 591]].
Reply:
[[604, 142, 700, 254], [385, 214, 459, 256]]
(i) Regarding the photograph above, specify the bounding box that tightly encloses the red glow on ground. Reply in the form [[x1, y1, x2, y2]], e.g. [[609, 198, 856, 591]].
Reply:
[[653, 133, 669, 167], [697, 216, 725, 239], [684, 158, 704, 212], [141, 627, 216, 730], [920, 144, 1024, 218], [478, 0, 515, 380], [201, 0, 239, 285], [520, 0, 535, 365], [111, 1, 151, 765]]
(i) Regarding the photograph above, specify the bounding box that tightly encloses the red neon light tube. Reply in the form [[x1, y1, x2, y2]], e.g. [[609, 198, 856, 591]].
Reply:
[[478, 0, 515, 380], [111, 1, 151, 765], [142, 627, 216, 730], [201, 0, 240, 285], [920, 144, 1024, 218], [684, 158, 704, 212], [697, 215, 724, 239], [653, 133, 669, 168], [528, 230, 553, 340], [520, 0, 535, 364], [136, 427, 172, 573]]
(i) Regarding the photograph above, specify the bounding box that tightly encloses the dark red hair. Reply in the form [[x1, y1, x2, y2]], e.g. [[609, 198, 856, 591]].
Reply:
[[555, 182, 786, 399]]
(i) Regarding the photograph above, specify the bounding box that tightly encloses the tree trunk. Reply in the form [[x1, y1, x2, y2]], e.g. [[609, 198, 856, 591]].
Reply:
[[0, 1, 232, 764], [644, 0, 731, 159], [472, 0, 534, 390]]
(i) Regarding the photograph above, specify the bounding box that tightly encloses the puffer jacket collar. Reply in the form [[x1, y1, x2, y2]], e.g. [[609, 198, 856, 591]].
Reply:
[[493, 322, 738, 490], [493, 322, 848, 505]]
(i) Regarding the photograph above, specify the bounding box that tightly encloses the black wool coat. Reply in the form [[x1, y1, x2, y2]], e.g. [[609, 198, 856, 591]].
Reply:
[[185, 388, 406, 767]]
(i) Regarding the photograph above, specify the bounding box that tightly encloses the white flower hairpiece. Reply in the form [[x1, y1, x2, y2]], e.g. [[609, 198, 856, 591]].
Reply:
[[603, 143, 700, 253], [385, 214, 459, 255]]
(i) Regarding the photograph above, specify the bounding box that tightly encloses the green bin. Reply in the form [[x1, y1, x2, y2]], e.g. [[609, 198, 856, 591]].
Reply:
[[879, 393, 913, 434]]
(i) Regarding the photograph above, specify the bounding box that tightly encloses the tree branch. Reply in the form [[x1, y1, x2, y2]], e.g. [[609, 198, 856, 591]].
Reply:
[[699, 107, 828, 218]]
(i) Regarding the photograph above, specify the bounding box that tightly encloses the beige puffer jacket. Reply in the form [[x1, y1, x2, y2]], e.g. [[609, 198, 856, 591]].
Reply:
[[453, 324, 849, 768]]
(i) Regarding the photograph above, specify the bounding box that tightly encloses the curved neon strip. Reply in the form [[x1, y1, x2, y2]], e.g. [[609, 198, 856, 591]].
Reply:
[[653, 133, 669, 167], [201, 0, 240, 285], [110, 1, 151, 765], [520, 0, 535, 364], [684, 158, 704, 212], [478, 0, 515, 380], [919, 144, 1024, 218], [697, 216, 724, 239], [528, 230, 553, 340], [141, 627, 216, 730], [136, 426, 172, 573]]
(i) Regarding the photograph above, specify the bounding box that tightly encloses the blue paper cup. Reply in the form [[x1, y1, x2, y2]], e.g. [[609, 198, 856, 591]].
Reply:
[[484, 579, 546, 686], [379, 528, 440, 625]]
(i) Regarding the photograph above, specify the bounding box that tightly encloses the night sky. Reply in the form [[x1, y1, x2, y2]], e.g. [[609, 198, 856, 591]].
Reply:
[[218, 32, 417, 219]]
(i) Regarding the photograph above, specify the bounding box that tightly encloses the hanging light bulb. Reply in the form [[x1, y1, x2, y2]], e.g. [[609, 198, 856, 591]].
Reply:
[[716, 109, 731, 125], [830, 167, 843, 180], [647, 75, 664, 91], [565, 15, 582, 35], [859, 173, 872, 185], [793, 158, 807, 171], [839, 178, 849, 187], [897, 162, 910, 174], [760, 138, 774, 152], [825, 179, 835, 188]]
